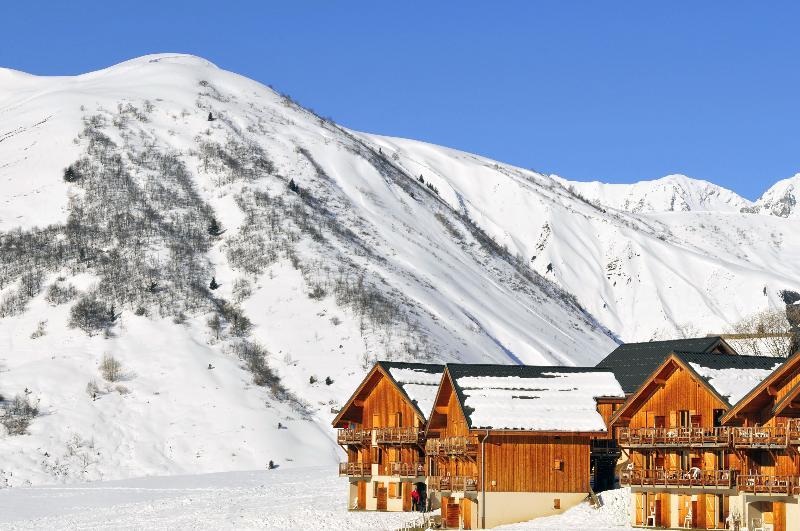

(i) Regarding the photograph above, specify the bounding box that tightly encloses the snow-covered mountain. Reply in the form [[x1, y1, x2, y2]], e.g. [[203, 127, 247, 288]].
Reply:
[[561, 174, 752, 214], [0, 54, 798, 486], [745, 173, 800, 218]]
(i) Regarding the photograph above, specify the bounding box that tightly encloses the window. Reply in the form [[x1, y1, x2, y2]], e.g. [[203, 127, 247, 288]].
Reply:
[[713, 409, 725, 427], [654, 416, 666, 428], [389, 482, 402, 499], [372, 414, 380, 429], [679, 410, 691, 428], [553, 498, 561, 509], [395, 412, 402, 427]]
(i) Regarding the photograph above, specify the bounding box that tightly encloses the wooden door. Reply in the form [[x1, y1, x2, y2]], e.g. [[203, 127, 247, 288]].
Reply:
[[678, 495, 689, 527], [705, 494, 717, 529], [774, 501, 786, 531], [376, 483, 387, 511], [445, 503, 460, 528], [358, 481, 366, 510], [654, 499, 662, 528], [635, 493, 643, 526], [461, 498, 472, 530], [402, 482, 411, 511], [441, 496, 450, 523], [659, 493, 671, 528]]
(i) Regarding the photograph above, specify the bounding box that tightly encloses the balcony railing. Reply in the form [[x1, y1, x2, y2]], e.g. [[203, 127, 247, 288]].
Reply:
[[787, 419, 800, 444], [429, 475, 479, 492], [374, 427, 424, 445], [731, 427, 788, 449], [389, 461, 425, 477], [620, 468, 735, 489], [425, 436, 479, 457], [338, 462, 372, 477], [737, 475, 800, 495], [337, 428, 372, 446], [618, 427, 730, 448]]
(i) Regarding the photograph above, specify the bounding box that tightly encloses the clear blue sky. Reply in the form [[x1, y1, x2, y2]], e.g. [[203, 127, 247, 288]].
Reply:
[[2, 1, 798, 199]]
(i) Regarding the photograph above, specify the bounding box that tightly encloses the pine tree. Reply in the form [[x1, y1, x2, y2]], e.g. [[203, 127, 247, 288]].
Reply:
[[208, 218, 224, 236], [288, 178, 300, 193], [209, 277, 219, 290], [207, 112, 215, 121], [63, 166, 79, 183], [418, 175, 425, 184]]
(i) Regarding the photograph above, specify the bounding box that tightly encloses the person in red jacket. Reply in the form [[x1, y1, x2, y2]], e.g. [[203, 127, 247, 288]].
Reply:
[[411, 486, 420, 511]]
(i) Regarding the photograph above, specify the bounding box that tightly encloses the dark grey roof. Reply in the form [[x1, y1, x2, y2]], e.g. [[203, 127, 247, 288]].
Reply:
[[596, 337, 727, 393], [674, 351, 786, 406]]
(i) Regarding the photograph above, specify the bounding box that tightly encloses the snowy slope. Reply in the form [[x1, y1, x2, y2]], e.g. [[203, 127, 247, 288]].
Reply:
[[364, 134, 800, 340], [0, 54, 615, 486], [1, 54, 798, 488]]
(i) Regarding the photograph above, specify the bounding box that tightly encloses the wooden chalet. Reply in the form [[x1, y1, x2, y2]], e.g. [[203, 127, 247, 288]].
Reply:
[[721, 350, 800, 531], [425, 364, 625, 529], [332, 361, 443, 512], [609, 350, 785, 529]]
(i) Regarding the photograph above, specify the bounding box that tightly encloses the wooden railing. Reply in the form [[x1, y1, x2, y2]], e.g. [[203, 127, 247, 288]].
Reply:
[[338, 462, 372, 477], [737, 475, 800, 495], [788, 419, 800, 443], [620, 468, 735, 489], [618, 427, 730, 448], [374, 426, 424, 445], [389, 461, 425, 477], [337, 428, 371, 446], [425, 436, 479, 457], [731, 426, 788, 448], [430, 475, 479, 492]]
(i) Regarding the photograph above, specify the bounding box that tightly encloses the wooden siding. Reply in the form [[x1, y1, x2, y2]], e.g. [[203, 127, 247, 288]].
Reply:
[[480, 434, 591, 492], [362, 375, 422, 430]]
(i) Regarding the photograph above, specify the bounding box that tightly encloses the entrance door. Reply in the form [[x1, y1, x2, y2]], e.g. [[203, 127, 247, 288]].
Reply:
[[357, 481, 366, 510], [376, 483, 387, 511]]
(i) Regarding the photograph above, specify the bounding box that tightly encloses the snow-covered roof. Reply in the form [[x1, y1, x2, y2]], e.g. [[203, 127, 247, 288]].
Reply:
[[380, 362, 444, 420], [447, 365, 624, 432], [689, 361, 783, 405]]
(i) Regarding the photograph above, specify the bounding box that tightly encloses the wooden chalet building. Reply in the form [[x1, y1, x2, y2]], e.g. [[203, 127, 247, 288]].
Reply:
[[608, 349, 785, 529], [332, 361, 443, 512], [425, 364, 625, 529], [721, 351, 800, 531]]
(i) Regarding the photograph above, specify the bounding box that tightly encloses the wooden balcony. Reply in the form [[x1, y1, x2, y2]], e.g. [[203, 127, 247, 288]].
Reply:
[[425, 436, 479, 458], [620, 468, 736, 489], [338, 462, 372, 477], [618, 427, 730, 448], [731, 426, 788, 449], [737, 475, 800, 495], [430, 475, 479, 492], [389, 461, 425, 477], [787, 419, 800, 444], [374, 426, 424, 445], [337, 428, 371, 446]]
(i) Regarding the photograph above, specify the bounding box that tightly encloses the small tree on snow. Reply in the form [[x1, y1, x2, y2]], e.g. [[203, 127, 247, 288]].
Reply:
[[63, 165, 79, 183], [207, 112, 215, 121], [209, 277, 220, 290], [208, 218, 224, 237], [99, 354, 123, 382], [288, 179, 300, 193]]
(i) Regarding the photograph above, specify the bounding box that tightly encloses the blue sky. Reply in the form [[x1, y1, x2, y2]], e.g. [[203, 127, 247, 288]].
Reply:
[[2, 2, 798, 199]]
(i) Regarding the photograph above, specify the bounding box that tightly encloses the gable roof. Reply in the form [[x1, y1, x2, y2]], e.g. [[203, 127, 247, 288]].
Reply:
[[721, 350, 800, 424], [376, 361, 445, 420], [609, 351, 784, 427], [677, 351, 785, 406], [331, 361, 444, 428], [596, 336, 734, 394], [444, 364, 625, 433]]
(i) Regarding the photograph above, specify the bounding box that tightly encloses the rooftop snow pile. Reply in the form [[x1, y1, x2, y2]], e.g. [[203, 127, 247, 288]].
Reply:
[[450, 365, 624, 432], [386, 364, 444, 418], [690, 361, 783, 405]]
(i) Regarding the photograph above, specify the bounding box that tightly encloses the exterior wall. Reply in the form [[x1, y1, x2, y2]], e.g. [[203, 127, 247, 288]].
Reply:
[[359, 476, 420, 512], [480, 434, 591, 493], [481, 491, 586, 528]]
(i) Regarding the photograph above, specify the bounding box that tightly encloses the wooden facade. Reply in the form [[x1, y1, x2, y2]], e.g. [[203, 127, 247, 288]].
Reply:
[[333, 362, 442, 513], [612, 351, 799, 531], [425, 366, 618, 528]]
